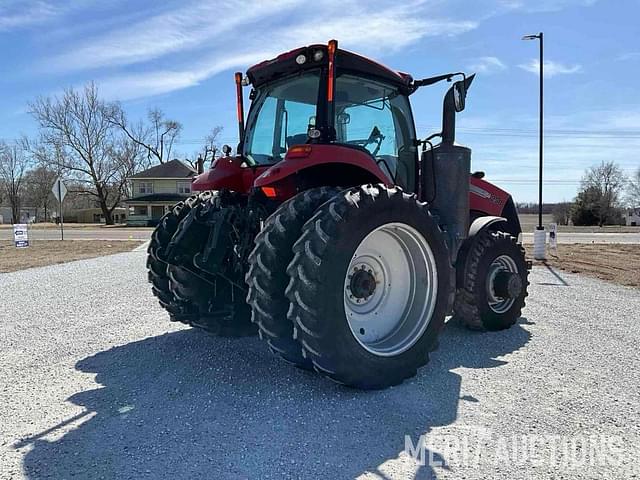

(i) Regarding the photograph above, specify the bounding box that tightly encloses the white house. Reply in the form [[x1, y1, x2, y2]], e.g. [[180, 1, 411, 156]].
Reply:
[[125, 160, 196, 226], [626, 207, 640, 226]]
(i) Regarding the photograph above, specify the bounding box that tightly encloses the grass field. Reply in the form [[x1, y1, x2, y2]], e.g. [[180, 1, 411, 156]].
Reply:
[[518, 213, 639, 233], [0, 240, 144, 273]]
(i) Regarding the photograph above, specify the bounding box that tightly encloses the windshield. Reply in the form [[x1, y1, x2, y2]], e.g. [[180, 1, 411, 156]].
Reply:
[[243, 70, 320, 165]]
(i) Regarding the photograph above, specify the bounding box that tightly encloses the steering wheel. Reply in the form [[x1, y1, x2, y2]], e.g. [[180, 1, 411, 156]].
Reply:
[[346, 126, 385, 148]]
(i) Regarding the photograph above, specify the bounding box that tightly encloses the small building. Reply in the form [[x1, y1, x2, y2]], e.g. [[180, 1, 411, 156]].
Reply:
[[626, 207, 640, 226], [0, 205, 40, 224], [125, 160, 196, 226], [63, 207, 128, 224]]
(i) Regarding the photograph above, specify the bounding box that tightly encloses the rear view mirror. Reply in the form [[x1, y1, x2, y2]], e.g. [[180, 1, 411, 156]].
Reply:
[[453, 80, 466, 112]]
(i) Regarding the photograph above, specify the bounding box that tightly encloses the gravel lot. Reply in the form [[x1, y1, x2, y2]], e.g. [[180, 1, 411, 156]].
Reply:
[[1, 251, 639, 479]]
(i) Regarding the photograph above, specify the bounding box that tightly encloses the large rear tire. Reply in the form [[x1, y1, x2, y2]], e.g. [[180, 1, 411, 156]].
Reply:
[[246, 187, 341, 368], [165, 194, 257, 337], [285, 185, 452, 390], [454, 229, 529, 331]]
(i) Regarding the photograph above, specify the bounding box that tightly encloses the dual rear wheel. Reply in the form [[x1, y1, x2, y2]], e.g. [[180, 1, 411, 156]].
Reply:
[[247, 184, 452, 389]]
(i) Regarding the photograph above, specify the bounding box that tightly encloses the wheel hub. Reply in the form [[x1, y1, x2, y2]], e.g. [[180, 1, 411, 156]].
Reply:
[[493, 271, 523, 299], [486, 254, 520, 314], [349, 267, 377, 299], [343, 223, 438, 357]]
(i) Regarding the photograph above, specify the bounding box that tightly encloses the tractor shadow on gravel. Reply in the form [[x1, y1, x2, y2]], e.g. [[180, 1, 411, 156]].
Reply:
[[21, 318, 532, 479]]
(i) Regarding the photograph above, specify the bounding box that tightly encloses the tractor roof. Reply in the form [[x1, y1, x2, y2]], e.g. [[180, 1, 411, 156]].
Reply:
[[247, 44, 413, 93]]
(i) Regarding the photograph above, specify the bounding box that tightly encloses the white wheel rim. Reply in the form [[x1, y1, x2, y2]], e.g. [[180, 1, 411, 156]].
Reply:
[[343, 222, 438, 357], [486, 254, 518, 314]]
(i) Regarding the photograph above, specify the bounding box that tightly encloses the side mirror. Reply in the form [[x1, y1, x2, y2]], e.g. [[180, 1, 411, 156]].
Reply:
[[453, 80, 466, 112], [337, 112, 350, 125]]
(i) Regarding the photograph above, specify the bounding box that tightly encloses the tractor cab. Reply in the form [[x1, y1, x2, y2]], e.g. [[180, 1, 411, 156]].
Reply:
[[239, 42, 419, 191]]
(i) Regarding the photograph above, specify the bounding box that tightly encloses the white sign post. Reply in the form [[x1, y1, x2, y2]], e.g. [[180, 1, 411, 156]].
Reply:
[[13, 224, 29, 248], [548, 222, 558, 252], [52, 178, 67, 241]]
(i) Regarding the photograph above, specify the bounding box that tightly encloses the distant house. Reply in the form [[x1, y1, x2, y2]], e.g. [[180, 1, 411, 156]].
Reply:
[[627, 207, 640, 226], [0, 205, 39, 224], [125, 159, 196, 226], [62, 207, 128, 224]]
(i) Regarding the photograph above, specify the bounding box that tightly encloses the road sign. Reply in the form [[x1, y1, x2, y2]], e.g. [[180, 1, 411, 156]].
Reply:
[[52, 178, 67, 202], [13, 224, 29, 248], [52, 177, 66, 240]]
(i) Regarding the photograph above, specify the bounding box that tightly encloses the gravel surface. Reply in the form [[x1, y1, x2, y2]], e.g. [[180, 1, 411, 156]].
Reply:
[[1, 251, 638, 479]]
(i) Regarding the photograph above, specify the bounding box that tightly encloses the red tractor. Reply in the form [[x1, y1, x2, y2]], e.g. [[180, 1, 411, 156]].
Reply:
[[148, 40, 529, 389]]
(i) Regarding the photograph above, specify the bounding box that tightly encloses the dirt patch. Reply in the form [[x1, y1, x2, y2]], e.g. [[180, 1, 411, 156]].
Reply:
[[528, 244, 640, 288], [0, 240, 144, 273]]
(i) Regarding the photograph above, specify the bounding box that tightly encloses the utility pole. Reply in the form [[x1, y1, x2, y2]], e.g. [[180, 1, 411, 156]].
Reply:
[[523, 31, 545, 259]]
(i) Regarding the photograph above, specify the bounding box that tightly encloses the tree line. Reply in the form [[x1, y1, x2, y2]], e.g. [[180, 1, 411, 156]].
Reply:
[[550, 162, 640, 226], [0, 82, 222, 225]]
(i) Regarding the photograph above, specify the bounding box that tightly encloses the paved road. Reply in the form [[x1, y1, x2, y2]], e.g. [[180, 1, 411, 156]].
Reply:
[[0, 227, 152, 241], [1, 252, 639, 479], [1, 227, 638, 244]]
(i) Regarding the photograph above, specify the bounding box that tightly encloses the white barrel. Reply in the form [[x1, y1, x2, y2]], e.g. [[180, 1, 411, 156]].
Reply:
[[533, 228, 546, 260]]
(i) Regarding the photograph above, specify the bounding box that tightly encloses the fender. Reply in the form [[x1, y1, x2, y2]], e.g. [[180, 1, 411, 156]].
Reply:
[[191, 156, 269, 193], [254, 144, 390, 188], [456, 215, 507, 288]]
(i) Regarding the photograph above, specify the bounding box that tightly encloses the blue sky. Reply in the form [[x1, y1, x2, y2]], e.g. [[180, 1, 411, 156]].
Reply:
[[1, 0, 639, 202]]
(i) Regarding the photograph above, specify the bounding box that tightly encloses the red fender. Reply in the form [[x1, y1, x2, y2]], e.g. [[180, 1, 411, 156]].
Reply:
[[254, 144, 391, 188], [191, 156, 269, 193]]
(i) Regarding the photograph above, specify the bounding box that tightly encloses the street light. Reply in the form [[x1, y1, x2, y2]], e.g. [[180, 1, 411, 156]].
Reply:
[[522, 31, 545, 260]]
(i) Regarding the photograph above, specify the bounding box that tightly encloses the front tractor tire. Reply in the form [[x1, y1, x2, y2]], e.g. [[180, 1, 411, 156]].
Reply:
[[455, 230, 529, 331], [246, 187, 341, 369], [285, 185, 452, 390]]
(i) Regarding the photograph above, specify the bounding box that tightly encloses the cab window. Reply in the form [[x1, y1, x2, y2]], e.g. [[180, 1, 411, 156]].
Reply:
[[334, 75, 417, 190]]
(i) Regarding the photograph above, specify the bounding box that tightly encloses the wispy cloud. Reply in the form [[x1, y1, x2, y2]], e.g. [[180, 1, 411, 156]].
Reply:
[[616, 52, 640, 61], [519, 59, 582, 77], [38, 0, 596, 101], [467, 56, 507, 74], [498, 0, 598, 13], [47, 0, 300, 72], [0, 0, 59, 31], [89, 0, 479, 100]]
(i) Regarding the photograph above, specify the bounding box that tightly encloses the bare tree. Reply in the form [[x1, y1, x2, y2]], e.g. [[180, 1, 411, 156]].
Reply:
[[627, 167, 640, 207], [110, 107, 182, 165], [28, 83, 141, 225], [22, 165, 58, 222], [184, 126, 224, 171], [0, 142, 30, 223], [579, 161, 627, 226], [552, 202, 572, 225], [201, 126, 223, 165]]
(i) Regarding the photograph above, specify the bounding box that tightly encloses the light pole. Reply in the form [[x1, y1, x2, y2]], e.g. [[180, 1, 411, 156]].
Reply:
[[522, 31, 545, 259]]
